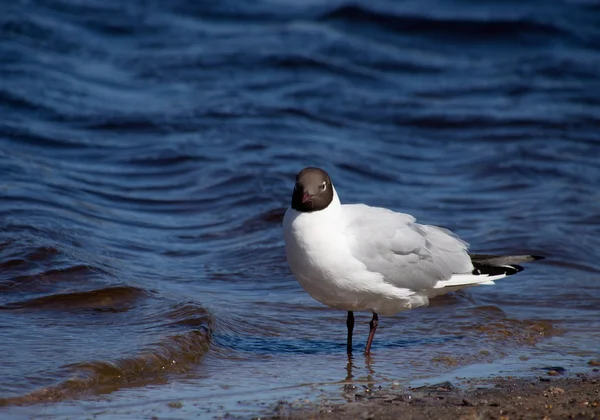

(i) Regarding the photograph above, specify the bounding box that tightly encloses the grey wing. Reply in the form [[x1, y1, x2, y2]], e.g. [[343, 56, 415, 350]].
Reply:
[[342, 204, 473, 290]]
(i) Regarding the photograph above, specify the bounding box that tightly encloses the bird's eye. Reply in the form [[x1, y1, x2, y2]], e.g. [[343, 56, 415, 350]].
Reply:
[[295, 182, 302, 190], [320, 181, 327, 191]]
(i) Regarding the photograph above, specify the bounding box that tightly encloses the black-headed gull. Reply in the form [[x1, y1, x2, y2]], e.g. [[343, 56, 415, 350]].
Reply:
[[282, 167, 543, 354]]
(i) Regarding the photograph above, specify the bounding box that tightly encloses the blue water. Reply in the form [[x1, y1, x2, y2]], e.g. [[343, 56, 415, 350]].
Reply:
[[1, 0, 600, 417]]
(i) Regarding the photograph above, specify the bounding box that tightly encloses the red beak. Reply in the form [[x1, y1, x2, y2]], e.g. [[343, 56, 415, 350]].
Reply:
[[302, 192, 312, 203]]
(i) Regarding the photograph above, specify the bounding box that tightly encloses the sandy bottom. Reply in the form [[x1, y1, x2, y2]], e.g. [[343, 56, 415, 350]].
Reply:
[[268, 366, 599, 419]]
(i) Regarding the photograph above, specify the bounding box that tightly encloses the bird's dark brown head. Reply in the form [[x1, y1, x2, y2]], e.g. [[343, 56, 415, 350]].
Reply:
[[291, 167, 334, 212]]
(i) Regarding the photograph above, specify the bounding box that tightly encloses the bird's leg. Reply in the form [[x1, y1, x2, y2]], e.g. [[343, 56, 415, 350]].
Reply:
[[345, 353, 354, 381], [364, 312, 379, 354], [346, 311, 354, 354]]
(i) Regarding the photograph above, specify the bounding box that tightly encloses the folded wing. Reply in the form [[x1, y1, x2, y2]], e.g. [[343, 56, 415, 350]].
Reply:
[[342, 204, 473, 291]]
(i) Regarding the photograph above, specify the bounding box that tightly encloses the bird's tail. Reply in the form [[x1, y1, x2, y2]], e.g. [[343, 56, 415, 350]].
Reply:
[[469, 254, 545, 276], [432, 254, 544, 291]]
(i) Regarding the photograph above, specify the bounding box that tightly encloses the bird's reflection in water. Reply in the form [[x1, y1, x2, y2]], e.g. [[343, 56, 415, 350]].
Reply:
[[344, 354, 355, 382], [342, 354, 377, 401]]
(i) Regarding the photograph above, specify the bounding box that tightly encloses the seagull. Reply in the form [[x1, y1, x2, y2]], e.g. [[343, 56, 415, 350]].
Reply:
[[282, 167, 543, 355]]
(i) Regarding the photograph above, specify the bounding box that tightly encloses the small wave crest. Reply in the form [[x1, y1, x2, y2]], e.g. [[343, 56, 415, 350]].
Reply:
[[321, 5, 568, 40], [0, 328, 210, 406], [0, 285, 145, 312]]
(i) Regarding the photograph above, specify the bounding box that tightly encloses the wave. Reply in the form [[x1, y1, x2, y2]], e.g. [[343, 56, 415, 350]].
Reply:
[[321, 5, 568, 39], [0, 328, 211, 406], [0, 285, 145, 311]]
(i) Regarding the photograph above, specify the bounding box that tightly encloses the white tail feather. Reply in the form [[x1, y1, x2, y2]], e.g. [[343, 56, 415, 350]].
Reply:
[[433, 273, 507, 289]]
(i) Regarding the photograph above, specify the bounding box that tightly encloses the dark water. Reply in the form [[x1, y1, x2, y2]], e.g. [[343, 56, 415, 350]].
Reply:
[[1, 0, 600, 417]]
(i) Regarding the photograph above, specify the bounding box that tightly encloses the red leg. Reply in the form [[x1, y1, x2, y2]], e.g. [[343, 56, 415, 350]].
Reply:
[[364, 312, 378, 354]]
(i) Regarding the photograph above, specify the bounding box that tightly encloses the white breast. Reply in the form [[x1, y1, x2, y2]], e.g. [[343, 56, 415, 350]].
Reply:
[[282, 189, 420, 314]]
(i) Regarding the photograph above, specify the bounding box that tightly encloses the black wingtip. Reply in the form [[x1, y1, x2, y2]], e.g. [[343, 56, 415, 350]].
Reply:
[[470, 254, 544, 277], [512, 264, 525, 273]]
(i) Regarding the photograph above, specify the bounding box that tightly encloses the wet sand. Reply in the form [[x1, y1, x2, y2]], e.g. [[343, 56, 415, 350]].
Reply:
[[268, 366, 600, 420]]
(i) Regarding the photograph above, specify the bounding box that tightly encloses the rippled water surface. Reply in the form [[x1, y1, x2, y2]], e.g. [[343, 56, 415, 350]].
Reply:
[[1, 0, 600, 417]]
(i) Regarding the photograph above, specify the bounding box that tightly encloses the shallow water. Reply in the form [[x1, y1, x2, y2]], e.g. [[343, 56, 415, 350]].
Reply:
[[1, 0, 600, 417]]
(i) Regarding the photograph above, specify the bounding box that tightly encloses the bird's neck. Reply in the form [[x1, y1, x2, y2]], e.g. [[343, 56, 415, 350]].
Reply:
[[301, 187, 343, 228], [286, 186, 343, 230]]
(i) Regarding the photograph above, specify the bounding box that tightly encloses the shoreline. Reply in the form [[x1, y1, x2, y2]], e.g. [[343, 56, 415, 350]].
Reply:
[[267, 366, 600, 419]]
